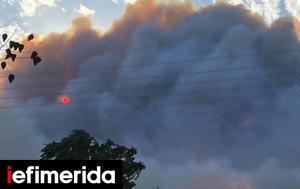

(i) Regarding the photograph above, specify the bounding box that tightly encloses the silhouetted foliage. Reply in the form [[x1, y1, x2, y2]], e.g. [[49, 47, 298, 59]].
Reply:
[[8, 74, 14, 83], [2, 34, 7, 41], [1, 61, 6, 69], [5, 48, 16, 61], [41, 130, 145, 189], [9, 41, 24, 52], [1, 31, 42, 83], [30, 51, 42, 65], [28, 33, 34, 41]]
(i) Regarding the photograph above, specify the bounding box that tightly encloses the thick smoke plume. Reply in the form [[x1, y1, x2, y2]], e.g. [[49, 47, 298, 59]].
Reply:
[[1, 0, 300, 188]]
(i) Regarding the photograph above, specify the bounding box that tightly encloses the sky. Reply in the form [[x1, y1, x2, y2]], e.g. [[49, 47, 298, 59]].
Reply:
[[1, 0, 300, 189], [1, 0, 300, 36]]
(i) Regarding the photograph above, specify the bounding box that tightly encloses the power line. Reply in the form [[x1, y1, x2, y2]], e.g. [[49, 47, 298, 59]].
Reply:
[[0, 79, 298, 109], [0, 58, 296, 79], [0, 16, 18, 28], [0, 39, 297, 112], [0, 48, 299, 79], [0, 92, 298, 120], [0, 75, 297, 101], [0, 59, 296, 109], [0, 71, 299, 91], [0, 28, 18, 50]]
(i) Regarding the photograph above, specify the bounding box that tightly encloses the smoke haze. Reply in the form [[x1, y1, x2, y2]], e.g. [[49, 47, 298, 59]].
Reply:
[[1, 0, 300, 188]]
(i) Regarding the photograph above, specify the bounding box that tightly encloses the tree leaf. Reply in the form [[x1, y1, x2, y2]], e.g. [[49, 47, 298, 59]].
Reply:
[[33, 56, 42, 65], [28, 34, 34, 41], [2, 34, 8, 42], [18, 44, 24, 52], [31, 51, 38, 59], [1, 62, 6, 70], [5, 49, 16, 61], [8, 74, 15, 83], [9, 41, 15, 49]]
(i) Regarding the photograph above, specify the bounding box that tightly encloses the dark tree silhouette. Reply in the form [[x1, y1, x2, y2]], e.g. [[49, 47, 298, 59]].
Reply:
[[41, 130, 145, 189]]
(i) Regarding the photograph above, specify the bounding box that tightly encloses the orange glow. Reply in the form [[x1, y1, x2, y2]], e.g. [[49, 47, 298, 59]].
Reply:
[[59, 95, 71, 104]]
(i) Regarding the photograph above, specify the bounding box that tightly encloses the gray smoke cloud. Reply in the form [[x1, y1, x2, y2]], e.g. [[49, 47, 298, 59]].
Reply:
[[1, 0, 300, 188]]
